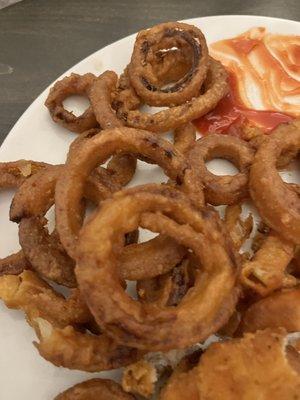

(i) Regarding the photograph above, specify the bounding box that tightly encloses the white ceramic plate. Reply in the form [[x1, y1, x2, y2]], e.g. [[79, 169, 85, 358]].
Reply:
[[0, 15, 299, 399]]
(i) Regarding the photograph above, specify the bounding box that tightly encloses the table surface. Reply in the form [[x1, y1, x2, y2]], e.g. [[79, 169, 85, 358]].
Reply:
[[0, 0, 299, 144]]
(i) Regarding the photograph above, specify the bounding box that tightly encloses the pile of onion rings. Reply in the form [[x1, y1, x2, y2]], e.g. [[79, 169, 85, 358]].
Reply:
[[1, 20, 300, 399]]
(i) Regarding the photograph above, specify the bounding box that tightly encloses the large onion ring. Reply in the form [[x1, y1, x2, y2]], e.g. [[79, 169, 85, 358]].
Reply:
[[116, 58, 229, 133], [128, 22, 209, 107], [187, 134, 254, 205], [55, 379, 135, 400], [250, 120, 300, 244], [55, 127, 203, 259], [76, 185, 239, 351]]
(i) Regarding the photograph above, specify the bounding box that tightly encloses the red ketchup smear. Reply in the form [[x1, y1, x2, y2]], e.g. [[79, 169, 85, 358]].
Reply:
[[194, 30, 298, 136], [194, 72, 293, 136]]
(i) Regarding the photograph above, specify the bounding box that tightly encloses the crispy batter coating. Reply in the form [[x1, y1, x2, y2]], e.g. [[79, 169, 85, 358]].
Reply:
[[55, 378, 135, 400]]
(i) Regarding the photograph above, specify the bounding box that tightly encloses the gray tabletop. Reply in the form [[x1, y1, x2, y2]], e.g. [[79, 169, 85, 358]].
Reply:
[[0, 0, 299, 144]]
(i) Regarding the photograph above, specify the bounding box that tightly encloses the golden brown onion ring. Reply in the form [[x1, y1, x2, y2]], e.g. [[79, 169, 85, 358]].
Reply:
[[173, 123, 196, 154], [76, 185, 238, 351], [240, 288, 300, 334], [196, 328, 300, 398], [128, 22, 209, 107], [55, 378, 135, 400], [240, 231, 294, 296], [120, 235, 186, 281], [0, 270, 90, 328], [56, 128, 203, 259], [116, 58, 229, 133], [0, 160, 48, 188], [34, 318, 140, 372], [90, 70, 128, 129], [45, 73, 98, 133], [250, 120, 300, 244], [188, 134, 254, 205], [0, 160, 48, 275], [224, 203, 253, 250], [137, 255, 195, 306]]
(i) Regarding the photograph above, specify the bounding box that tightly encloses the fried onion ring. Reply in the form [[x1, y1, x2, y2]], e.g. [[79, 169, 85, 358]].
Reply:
[[240, 288, 300, 333], [240, 231, 295, 296], [76, 185, 238, 351], [250, 120, 300, 244], [116, 58, 229, 133], [0, 270, 90, 328], [188, 134, 254, 205], [55, 378, 135, 400], [128, 22, 209, 107], [56, 128, 203, 259], [34, 318, 139, 372], [0, 160, 48, 188], [224, 203, 253, 250], [45, 73, 98, 133]]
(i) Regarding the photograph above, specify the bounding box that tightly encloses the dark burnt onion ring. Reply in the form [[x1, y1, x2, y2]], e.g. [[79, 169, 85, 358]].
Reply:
[[54, 379, 136, 400], [45, 73, 98, 133], [116, 58, 229, 133], [55, 127, 204, 259], [187, 134, 255, 205], [250, 120, 300, 244], [76, 185, 239, 351], [128, 22, 209, 107]]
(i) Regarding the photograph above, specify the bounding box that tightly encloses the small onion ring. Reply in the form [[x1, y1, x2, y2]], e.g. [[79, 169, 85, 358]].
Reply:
[[128, 22, 209, 107], [116, 58, 229, 133], [76, 185, 238, 351], [55, 127, 203, 259], [45, 73, 98, 133], [187, 134, 254, 205], [250, 120, 300, 244], [54, 378, 136, 400]]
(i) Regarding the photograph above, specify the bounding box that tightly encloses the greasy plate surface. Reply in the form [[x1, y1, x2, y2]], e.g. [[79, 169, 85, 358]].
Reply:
[[0, 15, 299, 400]]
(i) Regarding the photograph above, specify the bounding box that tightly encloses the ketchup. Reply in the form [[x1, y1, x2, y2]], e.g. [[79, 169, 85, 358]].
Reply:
[[194, 72, 293, 135], [194, 28, 300, 136]]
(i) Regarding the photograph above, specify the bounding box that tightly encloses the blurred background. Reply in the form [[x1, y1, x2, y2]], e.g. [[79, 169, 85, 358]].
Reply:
[[0, 0, 299, 141]]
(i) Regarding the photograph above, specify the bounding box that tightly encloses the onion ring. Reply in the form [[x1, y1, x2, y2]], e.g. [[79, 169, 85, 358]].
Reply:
[[187, 134, 254, 205], [55, 378, 135, 400], [116, 58, 229, 133], [128, 22, 209, 107], [76, 185, 238, 351], [55, 128, 203, 259], [240, 288, 300, 334], [45, 73, 98, 133], [89, 70, 125, 129], [0, 160, 48, 188], [0, 270, 91, 327], [34, 318, 140, 372], [250, 120, 300, 244], [224, 203, 253, 250], [137, 255, 195, 306], [69, 128, 137, 190], [0, 160, 48, 276], [10, 164, 112, 287], [240, 231, 295, 296], [173, 122, 196, 154]]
